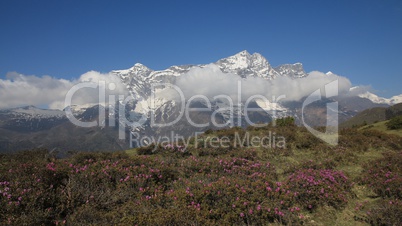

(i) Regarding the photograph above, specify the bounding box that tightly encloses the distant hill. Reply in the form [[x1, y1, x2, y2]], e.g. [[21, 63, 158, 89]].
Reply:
[[340, 103, 402, 128], [385, 102, 402, 119], [359, 120, 402, 137], [0, 105, 129, 154]]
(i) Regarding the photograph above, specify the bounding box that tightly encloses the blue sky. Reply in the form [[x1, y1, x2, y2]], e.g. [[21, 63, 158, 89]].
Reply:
[[0, 0, 401, 97]]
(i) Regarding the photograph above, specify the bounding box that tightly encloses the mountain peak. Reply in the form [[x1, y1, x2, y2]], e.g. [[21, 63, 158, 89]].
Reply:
[[112, 63, 153, 78], [214, 50, 279, 79], [235, 50, 251, 57], [132, 63, 151, 71]]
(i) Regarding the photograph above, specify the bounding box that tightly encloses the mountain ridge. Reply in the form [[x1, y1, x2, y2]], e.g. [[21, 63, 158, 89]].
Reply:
[[1, 50, 401, 152], [114, 50, 308, 81]]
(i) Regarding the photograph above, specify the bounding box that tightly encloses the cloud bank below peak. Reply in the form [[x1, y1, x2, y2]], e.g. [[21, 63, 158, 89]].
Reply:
[[160, 64, 352, 103], [0, 64, 388, 110]]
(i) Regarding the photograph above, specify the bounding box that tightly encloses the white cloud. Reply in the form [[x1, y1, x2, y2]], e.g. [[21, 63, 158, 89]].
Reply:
[[347, 85, 373, 96], [160, 64, 353, 103], [0, 71, 128, 110], [0, 72, 73, 109], [49, 71, 129, 109]]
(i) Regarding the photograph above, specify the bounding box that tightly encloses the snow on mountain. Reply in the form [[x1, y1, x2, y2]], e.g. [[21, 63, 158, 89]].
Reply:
[[4, 105, 65, 118], [217, 50, 252, 71], [389, 95, 402, 104], [111, 64, 154, 100], [274, 63, 307, 78], [133, 96, 175, 115], [216, 50, 275, 79], [214, 50, 308, 79], [63, 103, 105, 115], [114, 63, 153, 78], [106, 51, 311, 127], [255, 99, 287, 112], [357, 91, 402, 105]]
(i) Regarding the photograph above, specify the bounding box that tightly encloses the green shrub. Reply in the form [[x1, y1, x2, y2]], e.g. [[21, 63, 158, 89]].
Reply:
[[386, 115, 402, 130], [275, 117, 295, 127], [136, 143, 160, 155]]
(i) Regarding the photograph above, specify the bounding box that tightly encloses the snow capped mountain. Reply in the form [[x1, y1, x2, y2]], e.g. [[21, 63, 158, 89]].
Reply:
[[357, 91, 402, 105], [389, 95, 402, 104], [215, 50, 307, 79], [4, 51, 399, 128], [110, 50, 308, 104], [215, 50, 277, 78], [220, 50, 253, 69], [1, 105, 65, 119], [107, 50, 308, 129], [113, 50, 308, 85], [102, 51, 400, 133], [114, 63, 153, 78]]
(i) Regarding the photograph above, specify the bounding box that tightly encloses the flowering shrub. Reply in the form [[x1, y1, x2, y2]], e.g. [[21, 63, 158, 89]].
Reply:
[[360, 129, 402, 150], [358, 151, 402, 199], [355, 198, 402, 225], [1, 127, 400, 225], [0, 148, 306, 225], [284, 159, 337, 175], [365, 198, 402, 225], [286, 168, 353, 210], [137, 143, 191, 157]]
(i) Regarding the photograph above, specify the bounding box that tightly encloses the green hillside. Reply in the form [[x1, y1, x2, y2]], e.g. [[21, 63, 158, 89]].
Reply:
[[360, 120, 402, 137], [386, 102, 402, 119], [340, 107, 387, 128], [341, 103, 402, 129]]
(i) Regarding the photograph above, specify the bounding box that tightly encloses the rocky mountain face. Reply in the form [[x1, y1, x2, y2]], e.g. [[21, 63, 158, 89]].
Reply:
[[0, 50, 398, 152]]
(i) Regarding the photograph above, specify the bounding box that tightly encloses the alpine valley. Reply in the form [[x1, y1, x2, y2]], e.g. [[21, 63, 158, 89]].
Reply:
[[1, 51, 401, 153]]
